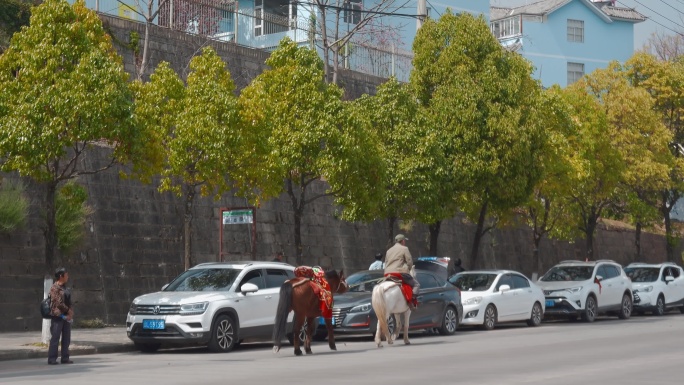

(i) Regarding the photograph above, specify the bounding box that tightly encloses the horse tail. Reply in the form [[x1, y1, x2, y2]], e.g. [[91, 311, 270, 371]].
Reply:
[[272, 281, 293, 352], [372, 284, 388, 337]]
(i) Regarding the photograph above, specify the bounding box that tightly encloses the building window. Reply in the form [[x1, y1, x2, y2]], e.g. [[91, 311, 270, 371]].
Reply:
[[567, 62, 585, 84], [490, 16, 522, 39], [344, 0, 362, 24], [254, 0, 263, 36], [567, 19, 584, 43]]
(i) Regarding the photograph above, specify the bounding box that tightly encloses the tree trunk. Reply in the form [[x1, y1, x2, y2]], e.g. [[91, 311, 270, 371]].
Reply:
[[183, 187, 195, 270], [44, 181, 58, 271], [533, 231, 542, 277], [428, 221, 441, 256], [584, 214, 597, 261], [318, 4, 330, 83], [387, 216, 396, 249], [661, 191, 678, 262], [287, 178, 306, 265], [635, 221, 642, 262], [470, 202, 489, 269]]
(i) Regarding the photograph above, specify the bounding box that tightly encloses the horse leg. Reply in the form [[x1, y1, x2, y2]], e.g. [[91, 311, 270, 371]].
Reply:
[[325, 317, 337, 351], [293, 313, 304, 356], [374, 320, 383, 348], [305, 317, 316, 355], [403, 310, 411, 345]]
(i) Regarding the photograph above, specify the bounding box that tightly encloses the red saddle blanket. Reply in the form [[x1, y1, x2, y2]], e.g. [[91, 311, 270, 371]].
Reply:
[[384, 273, 415, 306], [294, 266, 333, 319]]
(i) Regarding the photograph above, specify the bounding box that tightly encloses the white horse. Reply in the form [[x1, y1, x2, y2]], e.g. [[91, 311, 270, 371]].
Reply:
[[371, 268, 416, 347]]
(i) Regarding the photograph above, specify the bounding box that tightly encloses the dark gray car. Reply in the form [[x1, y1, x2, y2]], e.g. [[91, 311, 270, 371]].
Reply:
[[314, 269, 463, 339]]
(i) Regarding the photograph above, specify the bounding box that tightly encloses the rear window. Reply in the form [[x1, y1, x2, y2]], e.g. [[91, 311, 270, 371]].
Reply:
[[164, 268, 240, 291], [346, 271, 384, 292]]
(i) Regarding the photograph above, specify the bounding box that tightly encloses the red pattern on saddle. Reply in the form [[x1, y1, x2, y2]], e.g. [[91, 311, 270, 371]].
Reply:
[[294, 266, 333, 319], [384, 272, 414, 305]]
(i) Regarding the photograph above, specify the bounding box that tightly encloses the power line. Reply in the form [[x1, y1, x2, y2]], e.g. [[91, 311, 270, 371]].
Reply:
[[659, 0, 684, 16], [617, 0, 684, 36], [622, 0, 684, 30]]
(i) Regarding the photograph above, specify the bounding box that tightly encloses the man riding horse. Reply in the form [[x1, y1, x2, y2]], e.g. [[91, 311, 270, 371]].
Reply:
[[384, 234, 420, 310]]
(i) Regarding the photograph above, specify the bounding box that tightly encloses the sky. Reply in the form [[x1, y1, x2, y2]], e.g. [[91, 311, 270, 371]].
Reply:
[[490, 0, 684, 50]]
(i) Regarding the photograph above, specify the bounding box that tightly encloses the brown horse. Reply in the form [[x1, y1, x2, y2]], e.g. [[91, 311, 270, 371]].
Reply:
[[272, 268, 348, 356]]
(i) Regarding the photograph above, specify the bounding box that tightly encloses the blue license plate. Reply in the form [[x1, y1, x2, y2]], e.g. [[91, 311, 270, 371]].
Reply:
[[545, 300, 555, 308], [143, 319, 165, 330], [319, 317, 335, 326]]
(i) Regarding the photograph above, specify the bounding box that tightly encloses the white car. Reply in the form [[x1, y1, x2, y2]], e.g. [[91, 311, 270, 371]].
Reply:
[[538, 260, 633, 322], [624, 262, 684, 316], [126, 261, 295, 353], [448, 270, 545, 330]]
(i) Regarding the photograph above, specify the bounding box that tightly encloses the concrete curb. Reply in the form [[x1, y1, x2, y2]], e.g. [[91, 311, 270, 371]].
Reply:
[[0, 343, 137, 362]]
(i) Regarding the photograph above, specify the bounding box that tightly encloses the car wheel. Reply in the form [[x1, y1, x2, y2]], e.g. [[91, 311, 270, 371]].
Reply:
[[526, 302, 543, 327], [387, 314, 397, 336], [654, 295, 665, 316], [438, 306, 459, 335], [618, 293, 632, 319], [208, 315, 236, 353], [581, 295, 597, 322], [482, 304, 497, 330], [134, 342, 160, 353]]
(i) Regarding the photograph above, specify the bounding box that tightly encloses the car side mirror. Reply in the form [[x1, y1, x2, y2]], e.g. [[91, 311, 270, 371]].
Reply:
[[240, 283, 259, 294], [666, 276, 675, 283], [161, 284, 169, 291], [595, 275, 603, 282], [499, 284, 511, 293]]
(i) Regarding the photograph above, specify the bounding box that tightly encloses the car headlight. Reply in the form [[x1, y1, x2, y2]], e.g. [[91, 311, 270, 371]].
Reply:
[[180, 302, 209, 315], [128, 303, 138, 315], [634, 286, 653, 293], [349, 303, 372, 313], [462, 296, 483, 305], [566, 287, 583, 293]]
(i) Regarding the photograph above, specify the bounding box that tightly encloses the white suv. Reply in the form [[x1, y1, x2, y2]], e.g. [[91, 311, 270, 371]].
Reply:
[[537, 260, 633, 322], [126, 261, 295, 353], [624, 262, 684, 316]]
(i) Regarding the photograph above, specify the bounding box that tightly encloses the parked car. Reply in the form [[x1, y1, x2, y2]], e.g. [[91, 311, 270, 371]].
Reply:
[[126, 261, 296, 353], [414, 256, 452, 280], [537, 260, 633, 322], [624, 262, 684, 315], [448, 270, 545, 330], [314, 269, 463, 339]]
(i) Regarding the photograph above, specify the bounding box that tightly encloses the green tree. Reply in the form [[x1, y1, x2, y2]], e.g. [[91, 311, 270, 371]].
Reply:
[[0, 0, 34, 54], [0, 0, 139, 270], [412, 12, 546, 268], [0, 177, 29, 233], [55, 181, 92, 253], [521, 86, 580, 274], [562, 79, 623, 260], [239, 38, 384, 264], [625, 52, 684, 262], [355, 78, 445, 250], [134, 47, 251, 269]]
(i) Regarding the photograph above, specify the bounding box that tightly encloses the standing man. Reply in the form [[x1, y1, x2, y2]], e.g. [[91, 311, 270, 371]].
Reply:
[[384, 234, 420, 309], [48, 267, 73, 365], [369, 252, 385, 270], [273, 251, 284, 262]]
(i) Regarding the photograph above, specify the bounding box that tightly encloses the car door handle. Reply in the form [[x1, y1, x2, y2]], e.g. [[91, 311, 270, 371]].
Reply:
[[265, 295, 272, 299]]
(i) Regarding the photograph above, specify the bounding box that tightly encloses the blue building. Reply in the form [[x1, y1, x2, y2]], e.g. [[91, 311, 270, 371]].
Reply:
[[72, 0, 488, 81], [490, 0, 645, 88]]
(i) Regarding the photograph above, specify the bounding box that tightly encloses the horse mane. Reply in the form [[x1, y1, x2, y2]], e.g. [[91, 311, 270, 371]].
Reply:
[[325, 269, 339, 280]]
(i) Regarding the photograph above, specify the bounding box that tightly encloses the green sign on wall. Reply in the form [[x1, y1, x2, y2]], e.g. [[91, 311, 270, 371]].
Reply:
[[222, 209, 253, 225]]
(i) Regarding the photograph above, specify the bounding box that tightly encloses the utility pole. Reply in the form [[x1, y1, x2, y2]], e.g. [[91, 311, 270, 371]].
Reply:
[[417, 0, 427, 30]]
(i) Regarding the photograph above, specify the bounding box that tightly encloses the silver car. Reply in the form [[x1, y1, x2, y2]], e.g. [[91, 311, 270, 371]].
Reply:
[[126, 261, 295, 352]]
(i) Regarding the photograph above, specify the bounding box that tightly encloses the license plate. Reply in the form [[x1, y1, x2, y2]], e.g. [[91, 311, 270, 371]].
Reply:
[[143, 319, 165, 330], [319, 317, 335, 326], [545, 300, 555, 308]]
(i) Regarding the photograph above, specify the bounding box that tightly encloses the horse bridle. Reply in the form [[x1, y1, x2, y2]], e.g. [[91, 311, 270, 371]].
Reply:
[[335, 277, 348, 293]]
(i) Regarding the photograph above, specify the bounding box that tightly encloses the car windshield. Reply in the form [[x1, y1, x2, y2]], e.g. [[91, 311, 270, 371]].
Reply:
[[541, 266, 593, 282], [448, 273, 497, 291], [345, 272, 384, 292], [164, 268, 240, 291], [624, 267, 659, 282]]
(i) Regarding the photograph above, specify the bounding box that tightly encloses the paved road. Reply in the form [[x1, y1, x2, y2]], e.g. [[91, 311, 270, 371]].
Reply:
[[2, 315, 683, 385]]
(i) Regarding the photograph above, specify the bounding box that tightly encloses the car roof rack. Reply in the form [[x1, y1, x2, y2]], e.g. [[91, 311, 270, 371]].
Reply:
[[558, 260, 584, 264], [595, 259, 617, 264]]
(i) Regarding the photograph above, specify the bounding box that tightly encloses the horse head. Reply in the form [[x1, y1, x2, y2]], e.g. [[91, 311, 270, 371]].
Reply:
[[325, 269, 348, 295]]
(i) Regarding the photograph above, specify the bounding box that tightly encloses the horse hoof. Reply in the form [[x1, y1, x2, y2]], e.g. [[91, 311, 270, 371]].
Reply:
[[273, 346, 280, 353], [330, 346, 337, 351], [305, 349, 313, 355], [404, 341, 411, 345], [295, 349, 303, 356]]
